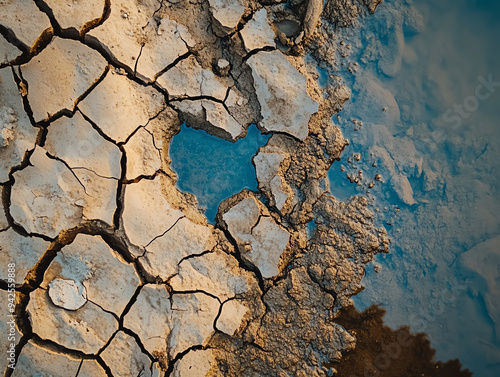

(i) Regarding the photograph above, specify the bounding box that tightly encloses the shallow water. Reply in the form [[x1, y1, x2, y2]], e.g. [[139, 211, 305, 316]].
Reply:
[[327, 0, 500, 375], [170, 123, 270, 222]]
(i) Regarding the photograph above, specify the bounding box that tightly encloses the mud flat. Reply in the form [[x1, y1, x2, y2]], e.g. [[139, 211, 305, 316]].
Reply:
[[0, 0, 472, 376]]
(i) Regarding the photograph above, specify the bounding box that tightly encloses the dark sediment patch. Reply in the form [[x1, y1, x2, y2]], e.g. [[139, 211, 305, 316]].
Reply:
[[331, 305, 472, 377]]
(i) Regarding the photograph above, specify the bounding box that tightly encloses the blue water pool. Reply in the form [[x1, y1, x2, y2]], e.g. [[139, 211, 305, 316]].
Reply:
[[169, 123, 271, 222]]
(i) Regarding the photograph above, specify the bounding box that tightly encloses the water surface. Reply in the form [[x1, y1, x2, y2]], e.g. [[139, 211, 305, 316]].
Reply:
[[170, 123, 270, 222], [328, 0, 500, 375]]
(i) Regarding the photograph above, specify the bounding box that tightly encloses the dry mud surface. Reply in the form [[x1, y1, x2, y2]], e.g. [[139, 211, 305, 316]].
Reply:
[[0, 0, 471, 376]]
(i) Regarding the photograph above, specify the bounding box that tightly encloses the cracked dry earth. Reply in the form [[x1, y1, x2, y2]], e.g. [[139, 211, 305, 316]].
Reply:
[[0, 0, 388, 376]]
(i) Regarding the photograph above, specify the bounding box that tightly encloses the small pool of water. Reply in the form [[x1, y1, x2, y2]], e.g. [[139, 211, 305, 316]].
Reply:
[[169, 123, 270, 222]]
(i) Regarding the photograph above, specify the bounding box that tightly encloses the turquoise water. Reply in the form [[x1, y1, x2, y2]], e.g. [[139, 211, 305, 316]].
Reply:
[[327, 0, 500, 375], [169, 123, 270, 222]]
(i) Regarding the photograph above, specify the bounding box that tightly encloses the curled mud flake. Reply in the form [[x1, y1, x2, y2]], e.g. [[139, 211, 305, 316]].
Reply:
[[221, 196, 261, 243], [11, 341, 85, 377], [216, 300, 249, 336], [0, 34, 22, 64], [42, 234, 141, 316], [138, 17, 194, 81], [11, 146, 86, 238], [0, 0, 51, 47], [141, 217, 216, 281], [248, 216, 290, 278], [87, 0, 160, 71], [247, 50, 319, 141], [101, 331, 154, 377], [21, 37, 107, 123], [240, 8, 276, 52], [123, 285, 219, 367], [253, 150, 292, 211], [122, 176, 184, 249], [221, 195, 290, 278], [253, 151, 285, 188], [158, 55, 227, 100], [27, 286, 118, 354], [48, 278, 88, 311], [0, 229, 49, 285], [201, 99, 244, 139], [44, 111, 122, 179], [78, 69, 164, 143], [170, 249, 256, 301], [44, 0, 106, 32], [124, 126, 162, 180], [269, 175, 291, 210], [0, 69, 38, 184], [169, 79, 250, 139], [208, 0, 247, 34], [172, 349, 214, 377]]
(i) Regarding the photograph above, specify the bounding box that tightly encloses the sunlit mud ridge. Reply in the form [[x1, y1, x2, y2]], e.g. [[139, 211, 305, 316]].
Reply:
[[1, 0, 402, 376]]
